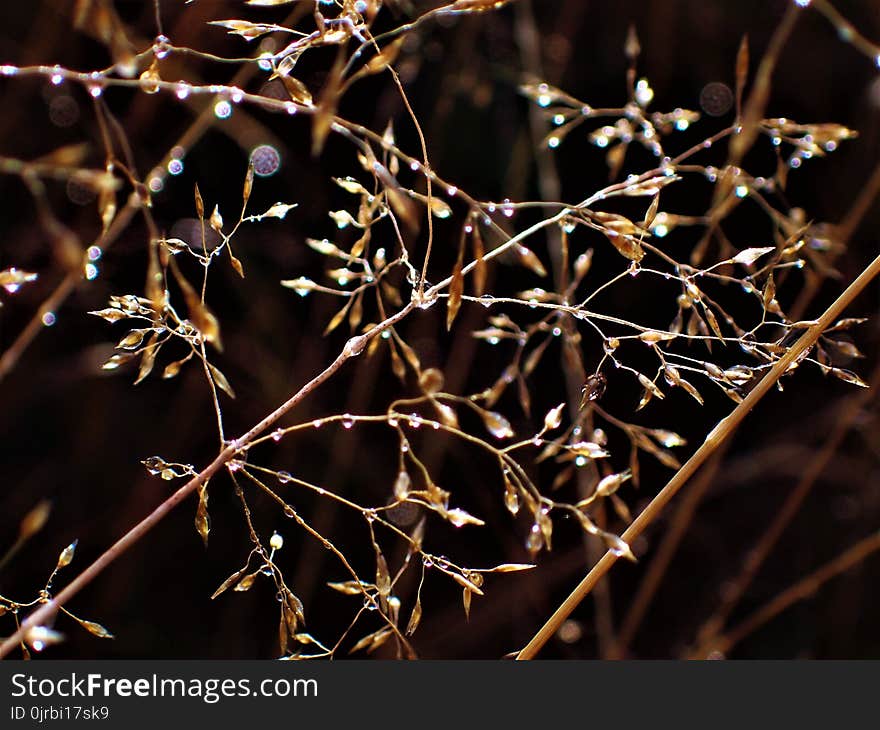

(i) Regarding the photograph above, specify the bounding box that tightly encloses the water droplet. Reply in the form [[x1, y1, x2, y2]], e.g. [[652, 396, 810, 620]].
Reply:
[[552, 326, 562, 337], [277, 471, 291, 484], [312, 419, 323, 429], [0, 65, 18, 76], [41, 311, 56, 327], [272, 429, 284, 442], [50, 71, 63, 86], [84, 263, 99, 280], [214, 100, 232, 119], [422, 556, 434, 568], [167, 158, 183, 175], [257, 53, 273, 71], [537, 93, 551, 107], [408, 415, 421, 429], [364, 597, 378, 610], [548, 136, 560, 148], [346, 335, 367, 356], [447, 185, 458, 196], [87, 245, 102, 261], [634, 78, 654, 106], [342, 414, 354, 429], [175, 83, 189, 100], [88, 84, 103, 98], [153, 35, 170, 59]]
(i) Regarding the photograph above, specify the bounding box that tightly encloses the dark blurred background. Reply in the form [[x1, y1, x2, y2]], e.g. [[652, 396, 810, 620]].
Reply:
[[1, 0, 879, 659]]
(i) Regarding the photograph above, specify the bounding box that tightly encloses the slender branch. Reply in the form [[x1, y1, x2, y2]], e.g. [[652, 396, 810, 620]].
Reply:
[[516, 250, 880, 659]]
